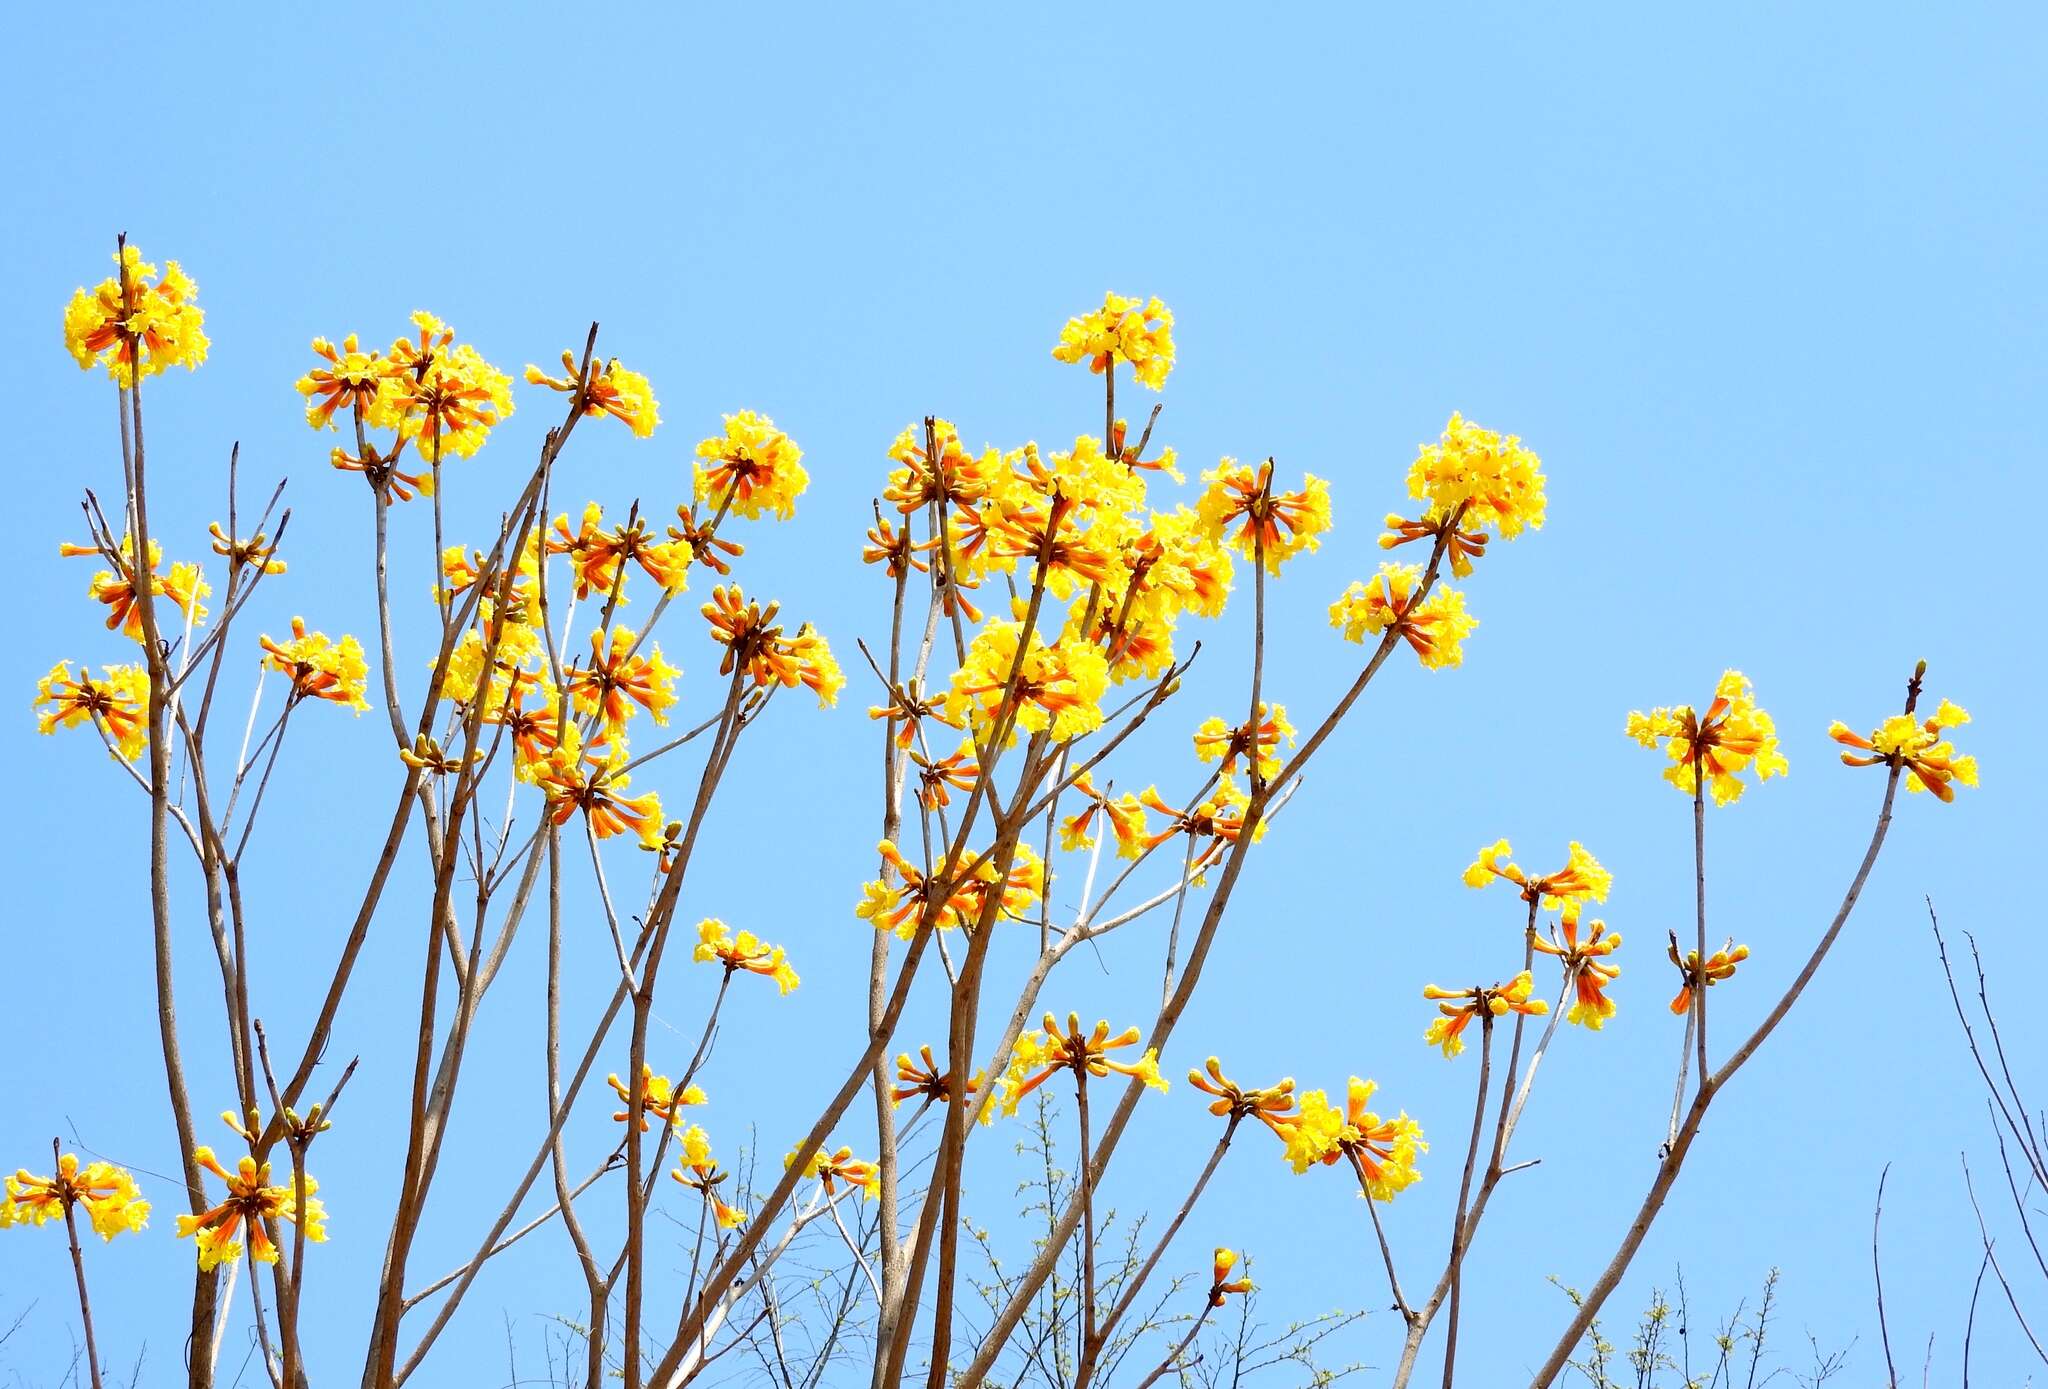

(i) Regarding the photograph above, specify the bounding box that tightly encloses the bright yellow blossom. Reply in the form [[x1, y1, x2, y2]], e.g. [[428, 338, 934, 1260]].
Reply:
[[785, 1144, 879, 1200], [175, 1146, 325, 1269], [567, 626, 679, 730], [947, 621, 1109, 744], [260, 617, 369, 711], [1398, 413, 1546, 544], [534, 729, 665, 848], [525, 352, 659, 437], [1192, 704, 1294, 781], [1187, 1058, 1298, 1139], [35, 661, 148, 762], [1196, 459, 1332, 571], [1209, 1248, 1256, 1306], [607, 1065, 707, 1132], [671, 1126, 747, 1228], [694, 918, 799, 994], [1421, 972, 1549, 1058], [369, 313, 514, 460], [64, 244, 208, 384], [296, 334, 385, 428], [1000, 1013, 1168, 1116], [1058, 770, 1150, 859], [1272, 1077, 1425, 1201], [60, 535, 210, 643], [1051, 292, 1176, 390], [1534, 903, 1622, 1030], [2, 1155, 149, 1240], [695, 411, 809, 520], [1328, 563, 1475, 669], [1627, 670, 1788, 805], [1139, 774, 1262, 869], [1462, 838, 1612, 911], [1830, 697, 1978, 802]]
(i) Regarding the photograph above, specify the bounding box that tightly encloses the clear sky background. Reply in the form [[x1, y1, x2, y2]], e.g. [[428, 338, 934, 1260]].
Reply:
[[3, 5, 2043, 1386]]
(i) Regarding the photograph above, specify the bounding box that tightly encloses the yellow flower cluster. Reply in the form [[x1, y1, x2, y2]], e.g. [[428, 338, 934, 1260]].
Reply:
[[1051, 292, 1175, 390], [64, 245, 208, 384], [2, 1155, 150, 1240], [1275, 1077, 1425, 1201], [261, 617, 370, 712], [1196, 459, 1333, 572], [1328, 563, 1476, 669], [998, 1013, 1168, 1116], [1830, 698, 1977, 802], [35, 661, 148, 762], [526, 352, 660, 437], [1422, 971, 1549, 1058], [1627, 670, 1788, 805], [1401, 412, 1546, 542], [695, 411, 809, 520], [672, 1125, 747, 1228], [176, 1146, 326, 1269], [694, 918, 800, 994], [1463, 838, 1612, 911]]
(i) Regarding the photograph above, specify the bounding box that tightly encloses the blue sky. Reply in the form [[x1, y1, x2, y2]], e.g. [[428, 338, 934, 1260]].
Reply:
[[3, 4, 2043, 1385]]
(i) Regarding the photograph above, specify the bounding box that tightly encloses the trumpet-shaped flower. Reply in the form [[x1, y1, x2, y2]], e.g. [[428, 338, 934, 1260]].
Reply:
[[2, 1154, 149, 1240], [567, 626, 679, 730], [1329, 563, 1475, 669], [330, 440, 432, 503], [946, 621, 1108, 744], [785, 1144, 879, 1200], [892, 1045, 987, 1111], [35, 661, 148, 762], [175, 1146, 325, 1269], [296, 334, 385, 428], [1462, 838, 1612, 912], [1627, 670, 1788, 805], [1830, 698, 1978, 802], [671, 1126, 747, 1228], [607, 1064, 707, 1132], [1196, 459, 1332, 571], [1192, 704, 1294, 781], [1272, 1077, 1425, 1201], [525, 352, 659, 437], [1421, 971, 1549, 1058], [534, 731, 665, 848], [1000, 1013, 1168, 1115], [1140, 774, 1262, 869], [1400, 413, 1546, 543], [60, 535, 210, 643], [1051, 293, 1175, 390], [1533, 903, 1622, 1029], [1059, 770, 1150, 859], [64, 244, 208, 383], [370, 313, 514, 460], [260, 618, 369, 711], [695, 411, 809, 520], [701, 586, 844, 707], [694, 918, 799, 994]]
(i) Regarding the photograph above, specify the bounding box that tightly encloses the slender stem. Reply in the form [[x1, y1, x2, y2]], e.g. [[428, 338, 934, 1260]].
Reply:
[[58, 1147, 106, 1389], [1440, 1015, 1495, 1388]]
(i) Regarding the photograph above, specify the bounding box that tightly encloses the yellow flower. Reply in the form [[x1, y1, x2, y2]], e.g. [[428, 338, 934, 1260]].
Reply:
[[1196, 459, 1332, 572], [607, 1064, 708, 1132], [36, 661, 148, 762], [2, 1155, 149, 1240], [1830, 697, 1978, 802], [60, 534, 210, 643], [1058, 770, 1150, 859], [1398, 413, 1546, 545], [1627, 670, 1789, 805], [671, 1125, 747, 1227], [1187, 1058, 1298, 1139], [999, 1013, 1169, 1115], [525, 352, 660, 437], [535, 730, 665, 849], [1421, 972, 1549, 1058], [175, 1146, 325, 1269], [946, 621, 1109, 745], [1271, 1077, 1425, 1200], [1051, 292, 1176, 390], [296, 334, 386, 429], [892, 1045, 988, 1114], [1667, 935, 1750, 1015], [567, 626, 680, 730], [694, 918, 800, 994], [330, 440, 433, 503], [1138, 774, 1263, 870], [1533, 903, 1622, 1030], [1191, 704, 1294, 781], [369, 312, 514, 460], [1461, 838, 1612, 911], [701, 586, 844, 707], [1329, 563, 1476, 669], [695, 411, 809, 520], [260, 617, 370, 711], [209, 521, 287, 578], [785, 1144, 880, 1200], [64, 244, 208, 384]]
